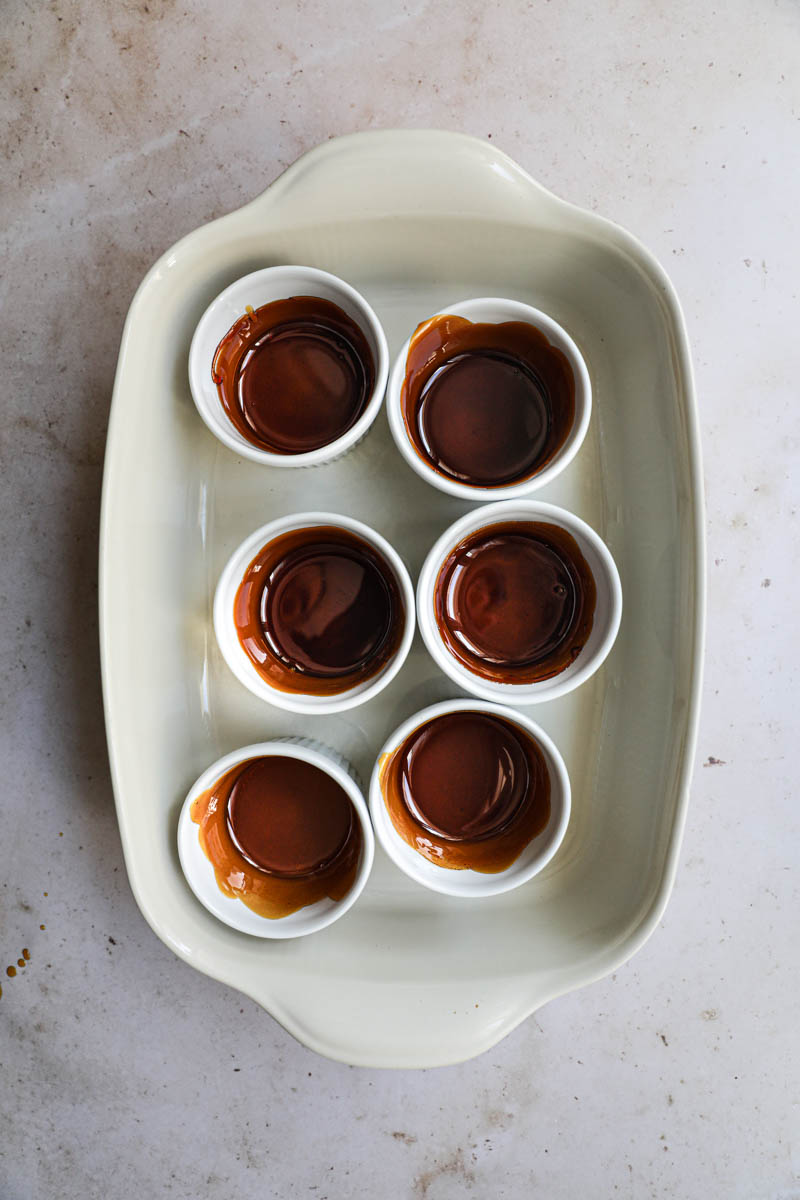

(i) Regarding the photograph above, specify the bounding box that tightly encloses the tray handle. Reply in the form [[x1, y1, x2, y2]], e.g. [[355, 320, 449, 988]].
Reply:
[[247, 130, 559, 227]]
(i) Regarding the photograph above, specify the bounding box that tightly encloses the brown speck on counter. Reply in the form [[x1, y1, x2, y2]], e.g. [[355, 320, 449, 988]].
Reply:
[[6, 966, 17, 978], [761, 578, 771, 587], [22, 949, 30, 961], [17, 958, 25, 968], [39, 924, 45, 931], [108, 936, 116, 945], [703, 756, 726, 767]]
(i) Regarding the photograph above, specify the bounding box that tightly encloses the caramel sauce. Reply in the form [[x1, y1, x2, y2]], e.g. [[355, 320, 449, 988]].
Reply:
[[191, 755, 363, 919], [380, 711, 550, 872], [212, 296, 374, 454], [234, 525, 404, 696], [434, 520, 596, 684], [401, 314, 575, 486]]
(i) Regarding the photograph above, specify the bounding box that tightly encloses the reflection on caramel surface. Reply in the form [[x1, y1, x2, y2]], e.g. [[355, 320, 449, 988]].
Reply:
[[435, 521, 596, 683], [212, 296, 374, 454], [401, 314, 575, 486], [234, 525, 404, 696], [380, 711, 550, 872], [191, 756, 362, 919]]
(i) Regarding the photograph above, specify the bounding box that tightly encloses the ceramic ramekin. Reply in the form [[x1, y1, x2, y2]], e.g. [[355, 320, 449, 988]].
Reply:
[[369, 699, 570, 898], [214, 511, 416, 715], [386, 297, 591, 500], [178, 739, 374, 938], [417, 500, 622, 704], [189, 265, 389, 466]]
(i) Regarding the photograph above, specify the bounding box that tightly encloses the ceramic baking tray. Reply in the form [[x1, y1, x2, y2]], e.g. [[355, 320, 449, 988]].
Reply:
[[100, 130, 704, 1068]]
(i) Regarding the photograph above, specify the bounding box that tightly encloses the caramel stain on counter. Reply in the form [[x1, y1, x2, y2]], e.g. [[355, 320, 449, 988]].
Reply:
[[486, 1109, 515, 1131], [414, 1150, 476, 1198], [2, 939, 40, 995]]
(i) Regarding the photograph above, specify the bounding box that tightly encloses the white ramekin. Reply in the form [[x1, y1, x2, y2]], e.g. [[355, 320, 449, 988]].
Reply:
[[386, 297, 591, 500], [214, 511, 416, 715], [369, 699, 571, 898], [417, 500, 622, 704], [189, 265, 388, 466], [178, 740, 373, 938]]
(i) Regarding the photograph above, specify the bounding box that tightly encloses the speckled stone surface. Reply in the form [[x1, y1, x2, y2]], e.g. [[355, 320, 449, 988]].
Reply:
[[2, 1, 798, 1197]]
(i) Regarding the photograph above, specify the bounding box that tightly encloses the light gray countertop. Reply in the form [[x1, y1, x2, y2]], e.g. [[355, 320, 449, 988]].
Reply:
[[2, 1, 798, 1196]]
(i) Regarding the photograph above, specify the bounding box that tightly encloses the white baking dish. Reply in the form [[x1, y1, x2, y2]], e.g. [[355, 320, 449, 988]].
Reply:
[[99, 130, 704, 1068]]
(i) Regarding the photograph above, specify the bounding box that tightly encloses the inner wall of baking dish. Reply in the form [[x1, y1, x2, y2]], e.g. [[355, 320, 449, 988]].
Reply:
[[107, 210, 690, 988]]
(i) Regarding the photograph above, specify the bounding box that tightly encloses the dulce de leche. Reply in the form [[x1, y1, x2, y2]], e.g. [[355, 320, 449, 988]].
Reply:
[[212, 296, 374, 454], [234, 525, 405, 696], [379, 710, 551, 872], [434, 521, 596, 684], [401, 313, 575, 486], [191, 755, 362, 918]]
